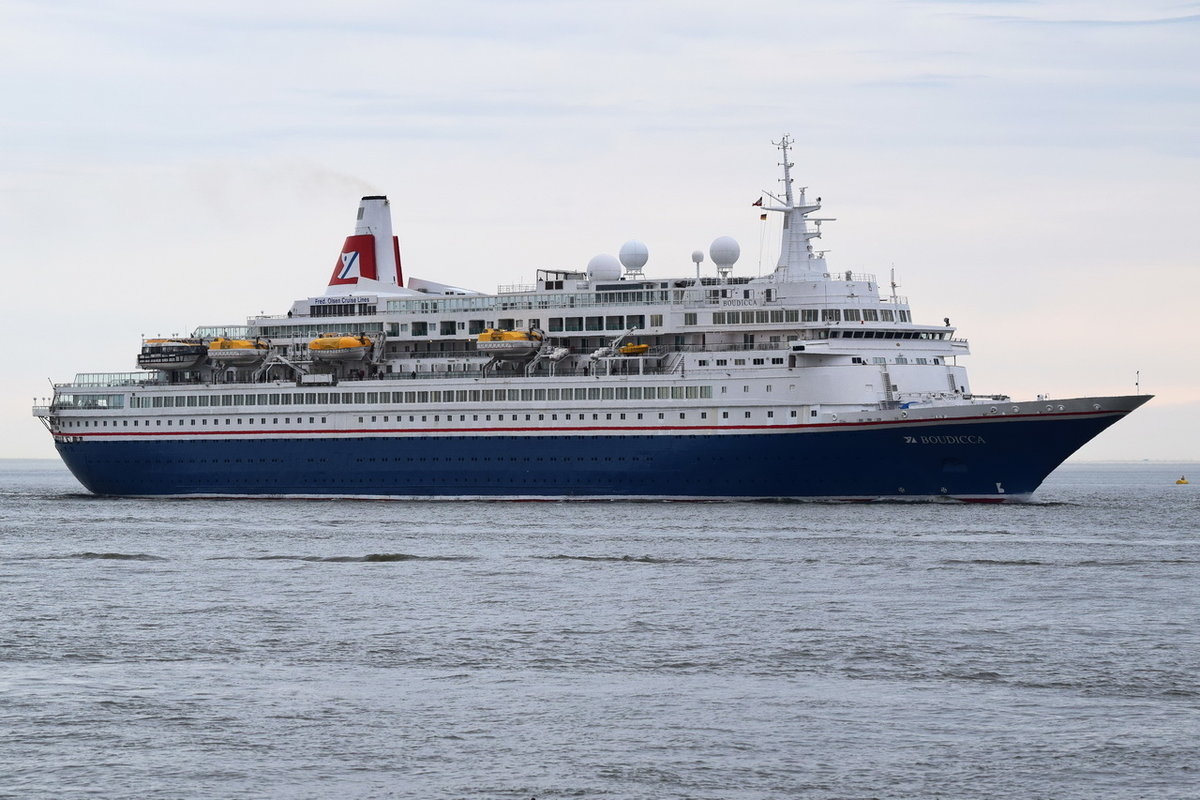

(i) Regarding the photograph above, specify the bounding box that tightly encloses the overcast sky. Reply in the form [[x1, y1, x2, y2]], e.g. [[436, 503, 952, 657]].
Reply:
[[3, 0, 1197, 461]]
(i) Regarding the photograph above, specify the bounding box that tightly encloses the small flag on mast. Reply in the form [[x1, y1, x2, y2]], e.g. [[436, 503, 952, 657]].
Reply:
[[760, 213, 767, 221], [752, 197, 763, 207]]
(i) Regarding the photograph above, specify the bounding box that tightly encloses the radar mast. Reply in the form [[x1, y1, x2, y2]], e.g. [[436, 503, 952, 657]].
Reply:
[[764, 135, 834, 280]]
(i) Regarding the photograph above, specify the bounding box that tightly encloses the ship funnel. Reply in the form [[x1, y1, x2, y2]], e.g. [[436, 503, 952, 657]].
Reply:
[[325, 195, 406, 295]]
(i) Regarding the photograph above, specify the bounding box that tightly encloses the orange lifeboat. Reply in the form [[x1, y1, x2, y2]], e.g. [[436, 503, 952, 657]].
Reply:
[[309, 333, 372, 361], [208, 337, 270, 366]]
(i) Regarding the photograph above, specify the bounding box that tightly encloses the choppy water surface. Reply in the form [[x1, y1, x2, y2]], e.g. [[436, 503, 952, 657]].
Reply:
[[1, 460, 1197, 799]]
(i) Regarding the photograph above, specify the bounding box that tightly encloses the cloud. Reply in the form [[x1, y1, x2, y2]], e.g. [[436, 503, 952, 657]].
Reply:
[[987, 13, 1200, 27]]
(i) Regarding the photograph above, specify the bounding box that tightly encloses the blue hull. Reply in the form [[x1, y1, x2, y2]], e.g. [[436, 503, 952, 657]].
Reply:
[[54, 409, 1133, 500]]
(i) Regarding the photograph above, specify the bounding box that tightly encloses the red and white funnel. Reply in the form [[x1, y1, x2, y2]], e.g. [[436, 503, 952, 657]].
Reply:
[[325, 195, 407, 295]]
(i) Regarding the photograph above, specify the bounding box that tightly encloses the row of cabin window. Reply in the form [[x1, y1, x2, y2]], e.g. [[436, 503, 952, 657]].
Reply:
[[383, 290, 683, 315], [309, 303, 376, 317], [61, 407, 804, 428], [396, 315, 665, 336], [127, 385, 716, 409], [545, 315, 657, 332], [697, 357, 786, 367], [65, 417, 323, 428], [713, 308, 911, 324], [263, 310, 913, 342], [829, 329, 944, 339], [257, 323, 381, 339]]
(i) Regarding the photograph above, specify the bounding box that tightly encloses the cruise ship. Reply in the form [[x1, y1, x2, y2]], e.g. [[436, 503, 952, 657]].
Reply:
[[33, 137, 1149, 501]]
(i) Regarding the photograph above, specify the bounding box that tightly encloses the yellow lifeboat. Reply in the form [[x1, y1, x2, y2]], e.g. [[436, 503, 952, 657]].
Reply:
[[1178, 476, 1190, 485], [475, 328, 543, 358], [308, 333, 372, 362], [619, 343, 650, 356], [208, 337, 270, 366]]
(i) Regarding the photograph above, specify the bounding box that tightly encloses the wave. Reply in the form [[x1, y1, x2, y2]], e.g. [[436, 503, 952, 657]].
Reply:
[[68, 552, 167, 561], [938, 558, 1047, 566], [939, 557, 1197, 567], [535, 554, 686, 566], [250, 553, 476, 563]]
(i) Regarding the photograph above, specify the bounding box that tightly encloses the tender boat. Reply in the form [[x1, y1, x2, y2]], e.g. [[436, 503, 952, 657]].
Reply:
[[308, 333, 372, 362], [136, 339, 207, 371], [475, 329, 544, 358], [207, 337, 270, 366]]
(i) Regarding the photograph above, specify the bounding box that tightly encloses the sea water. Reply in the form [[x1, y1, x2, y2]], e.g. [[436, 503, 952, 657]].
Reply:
[[0, 460, 1197, 799]]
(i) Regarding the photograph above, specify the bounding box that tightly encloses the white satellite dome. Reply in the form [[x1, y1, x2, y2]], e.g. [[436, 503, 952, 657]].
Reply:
[[587, 253, 622, 281], [619, 240, 649, 271], [709, 236, 741, 269]]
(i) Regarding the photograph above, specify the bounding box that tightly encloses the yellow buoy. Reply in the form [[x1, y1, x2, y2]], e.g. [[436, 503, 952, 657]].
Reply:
[[1178, 476, 1190, 485]]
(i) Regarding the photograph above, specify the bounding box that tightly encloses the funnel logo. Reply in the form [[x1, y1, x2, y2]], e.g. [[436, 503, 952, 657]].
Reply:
[[337, 251, 359, 280], [328, 234, 378, 286]]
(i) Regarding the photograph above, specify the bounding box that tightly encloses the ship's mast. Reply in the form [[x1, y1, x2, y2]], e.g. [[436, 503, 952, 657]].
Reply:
[[777, 134, 796, 207], [764, 134, 832, 280]]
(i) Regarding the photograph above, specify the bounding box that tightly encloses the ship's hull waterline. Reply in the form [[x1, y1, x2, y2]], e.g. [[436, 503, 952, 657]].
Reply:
[[54, 395, 1144, 501]]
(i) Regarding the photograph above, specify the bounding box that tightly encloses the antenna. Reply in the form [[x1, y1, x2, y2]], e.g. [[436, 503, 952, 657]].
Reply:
[[771, 134, 795, 207], [890, 266, 900, 303], [1136, 370, 1140, 395], [757, 215, 767, 277]]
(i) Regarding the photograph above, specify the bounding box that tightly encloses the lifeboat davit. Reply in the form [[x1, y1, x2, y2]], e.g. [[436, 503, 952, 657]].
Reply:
[[137, 339, 207, 370], [309, 333, 372, 362], [475, 328, 543, 359], [208, 337, 270, 366]]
